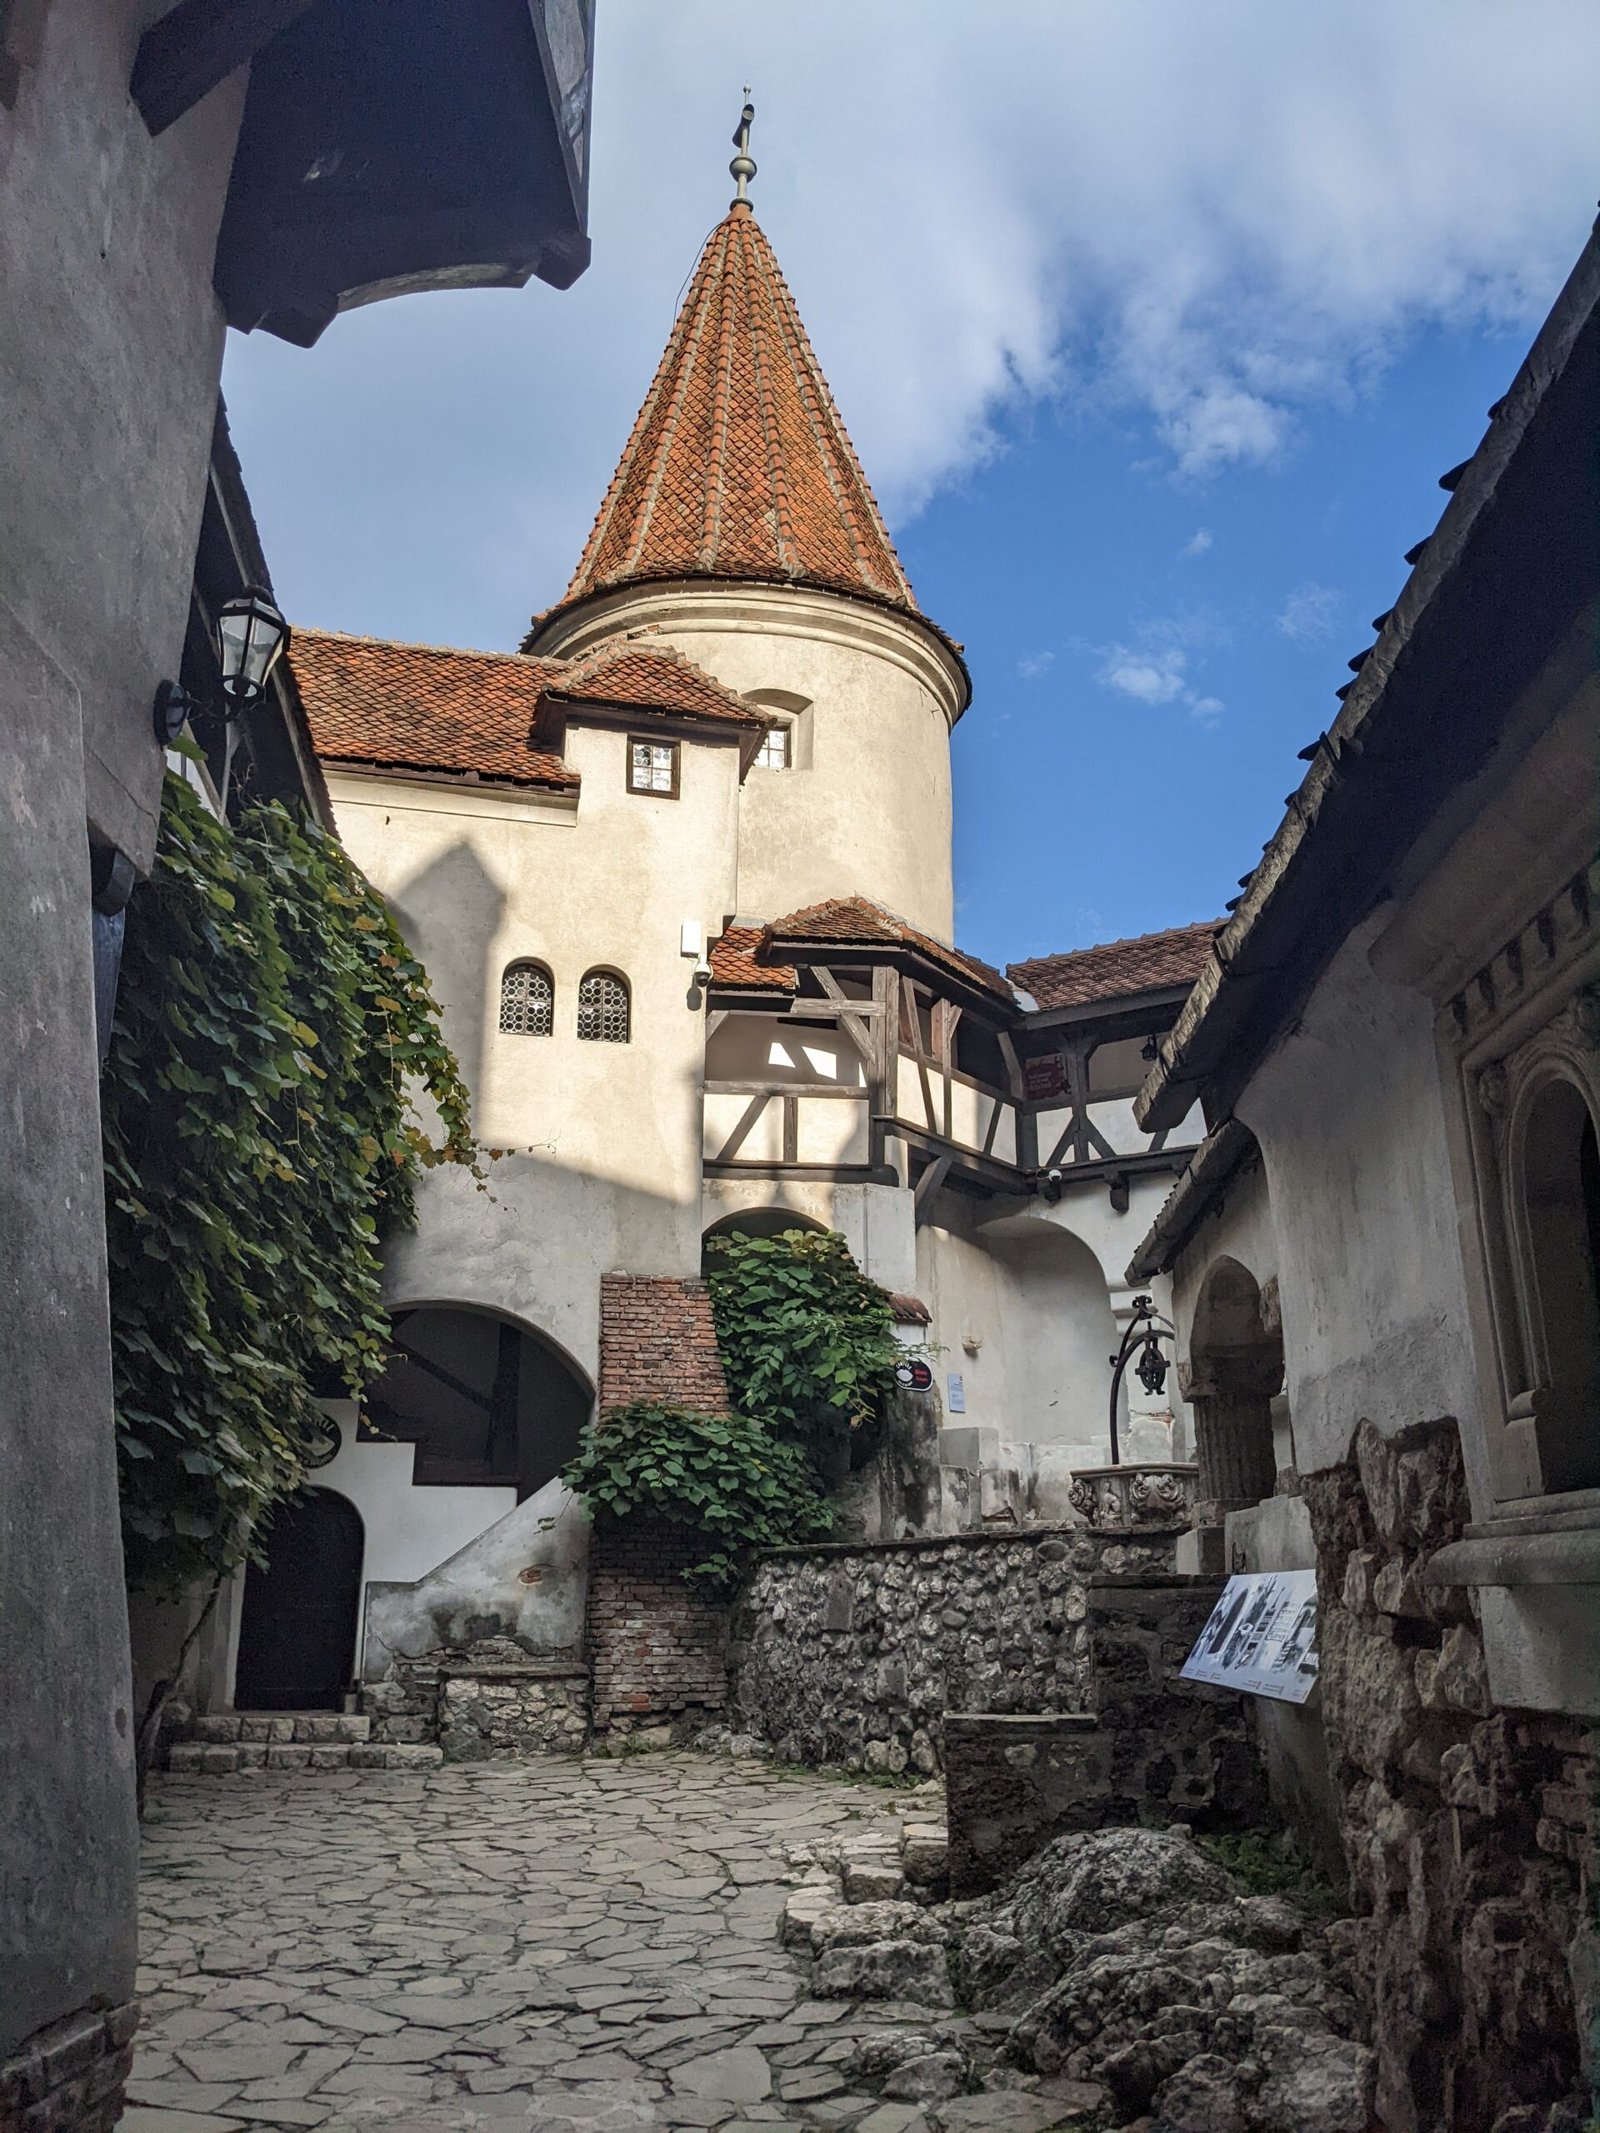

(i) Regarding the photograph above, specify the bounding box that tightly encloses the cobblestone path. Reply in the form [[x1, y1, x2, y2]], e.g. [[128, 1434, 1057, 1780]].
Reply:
[[130, 1753, 927, 2133]]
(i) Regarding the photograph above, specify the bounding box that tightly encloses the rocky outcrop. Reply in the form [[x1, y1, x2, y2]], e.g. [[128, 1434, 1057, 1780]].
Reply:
[[788, 1815, 1377, 2132]]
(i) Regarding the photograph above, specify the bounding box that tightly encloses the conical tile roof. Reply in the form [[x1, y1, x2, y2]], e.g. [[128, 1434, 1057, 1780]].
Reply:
[[557, 204, 920, 618]]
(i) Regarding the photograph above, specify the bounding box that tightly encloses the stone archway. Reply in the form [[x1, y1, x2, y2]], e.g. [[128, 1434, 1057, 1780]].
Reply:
[[1184, 1257, 1283, 1522]]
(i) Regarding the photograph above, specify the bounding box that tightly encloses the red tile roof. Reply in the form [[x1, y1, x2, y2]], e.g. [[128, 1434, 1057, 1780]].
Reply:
[[887, 1293, 931, 1327], [292, 627, 762, 789], [554, 206, 920, 621], [547, 634, 766, 729], [767, 896, 1015, 1004], [1008, 921, 1222, 1011], [598, 1274, 732, 1417], [708, 925, 798, 994], [291, 629, 576, 790]]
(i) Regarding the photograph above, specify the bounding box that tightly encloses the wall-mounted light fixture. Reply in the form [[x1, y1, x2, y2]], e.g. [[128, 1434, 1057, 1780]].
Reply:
[[152, 585, 291, 744]]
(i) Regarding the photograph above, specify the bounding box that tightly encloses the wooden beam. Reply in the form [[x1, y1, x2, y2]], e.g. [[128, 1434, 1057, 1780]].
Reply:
[[782, 1095, 799, 1165], [705, 1079, 866, 1099], [812, 967, 878, 1068], [901, 975, 938, 1133], [913, 1151, 952, 1225], [132, 0, 316, 135], [995, 1027, 1025, 1099], [713, 1092, 772, 1163], [981, 1094, 1003, 1157]]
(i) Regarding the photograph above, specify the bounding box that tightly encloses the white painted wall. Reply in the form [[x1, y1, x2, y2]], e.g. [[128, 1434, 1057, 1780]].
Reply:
[[530, 582, 966, 939], [1237, 913, 1478, 1478]]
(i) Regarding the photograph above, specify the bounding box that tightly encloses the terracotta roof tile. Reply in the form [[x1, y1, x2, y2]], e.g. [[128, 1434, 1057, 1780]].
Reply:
[[550, 635, 765, 728], [767, 896, 1015, 1004], [1008, 922, 1222, 1011], [887, 1293, 931, 1327], [291, 629, 576, 790], [708, 925, 797, 994], [293, 627, 763, 788], [598, 1274, 732, 1417], [554, 207, 919, 620]]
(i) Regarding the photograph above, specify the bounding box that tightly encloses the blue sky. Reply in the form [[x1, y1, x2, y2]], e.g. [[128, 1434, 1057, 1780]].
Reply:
[[223, 2, 1600, 974]]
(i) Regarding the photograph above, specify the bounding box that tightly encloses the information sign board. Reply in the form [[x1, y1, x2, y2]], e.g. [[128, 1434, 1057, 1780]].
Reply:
[[1180, 1569, 1320, 1704]]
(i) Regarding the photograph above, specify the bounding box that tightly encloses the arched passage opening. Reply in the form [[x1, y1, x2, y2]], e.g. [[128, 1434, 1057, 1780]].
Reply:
[[361, 1305, 592, 1502], [235, 1488, 364, 1711], [1187, 1256, 1283, 1517], [701, 1206, 826, 1270]]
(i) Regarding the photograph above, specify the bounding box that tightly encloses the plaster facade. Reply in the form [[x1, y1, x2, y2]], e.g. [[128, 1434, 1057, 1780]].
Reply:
[[529, 581, 966, 940], [0, 0, 247, 2066]]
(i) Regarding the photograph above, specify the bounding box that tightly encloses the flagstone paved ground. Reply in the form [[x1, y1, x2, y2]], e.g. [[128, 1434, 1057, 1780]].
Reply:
[[129, 1753, 941, 2133]]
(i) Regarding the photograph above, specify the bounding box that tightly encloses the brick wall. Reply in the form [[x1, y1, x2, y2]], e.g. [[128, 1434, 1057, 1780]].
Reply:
[[0, 2002, 137, 2133], [597, 1273, 731, 1414], [587, 1519, 730, 1739]]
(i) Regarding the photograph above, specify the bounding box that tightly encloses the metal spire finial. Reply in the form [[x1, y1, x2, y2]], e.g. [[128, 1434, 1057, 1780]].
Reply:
[[729, 93, 756, 210]]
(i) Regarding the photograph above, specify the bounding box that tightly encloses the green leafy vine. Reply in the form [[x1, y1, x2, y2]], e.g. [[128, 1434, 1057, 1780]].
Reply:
[[103, 770, 476, 1594], [560, 1402, 836, 1589]]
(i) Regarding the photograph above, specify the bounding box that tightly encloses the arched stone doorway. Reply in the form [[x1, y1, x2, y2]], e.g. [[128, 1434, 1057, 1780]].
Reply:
[[362, 1305, 592, 1502], [235, 1488, 364, 1710], [1185, 1257, 1283, 1521]]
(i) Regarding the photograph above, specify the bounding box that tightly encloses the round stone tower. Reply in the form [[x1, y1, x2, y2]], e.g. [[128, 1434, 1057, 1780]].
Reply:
[[524, 125, 970, 940]]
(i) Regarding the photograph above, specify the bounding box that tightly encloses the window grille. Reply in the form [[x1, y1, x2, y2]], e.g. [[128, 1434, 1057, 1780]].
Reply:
[[756, 723, 791, 771], [498, 960, 553, 1036], [578, 969, 630, 1043], [629, 739, 678, 795]]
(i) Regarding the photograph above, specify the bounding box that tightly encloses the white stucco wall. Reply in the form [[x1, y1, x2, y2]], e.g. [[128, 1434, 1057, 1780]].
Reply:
[[530, 582, 966, 940], [1236, 914, 1478, 1477]]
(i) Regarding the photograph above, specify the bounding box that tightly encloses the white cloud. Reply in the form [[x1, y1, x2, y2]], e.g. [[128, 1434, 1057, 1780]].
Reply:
[[1278, 582, 1342, 640], [1098, 644, 1189, 706], [221, 0, 1600, 647], [1097, 618, 1226, 723], [1017, 651, 1056, 681], [1181, 528, 1214, 558]]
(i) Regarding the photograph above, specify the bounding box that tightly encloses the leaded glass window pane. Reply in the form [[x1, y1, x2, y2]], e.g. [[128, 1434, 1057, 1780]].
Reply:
[[577, 969, 630, 1043], [629, 740, 676, 794], [756, 723, 790, 771], [499, 961, 553, 1036]]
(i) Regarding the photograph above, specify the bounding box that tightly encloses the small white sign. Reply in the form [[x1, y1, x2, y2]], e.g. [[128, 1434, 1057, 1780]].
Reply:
[[946, 1373, 966, 1414], [1181, 1569, 1320, 1705]]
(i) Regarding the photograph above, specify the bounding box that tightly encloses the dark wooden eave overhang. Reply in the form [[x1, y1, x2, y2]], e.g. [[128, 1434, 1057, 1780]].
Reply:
[[318, 756, 578, 799], [136, 0, 594, 347], [1136, 215, 1600, 1135], [1124, 1118, 1260, 1285], [761, 932, 1018, 1024], [532, 690, 768, 778]]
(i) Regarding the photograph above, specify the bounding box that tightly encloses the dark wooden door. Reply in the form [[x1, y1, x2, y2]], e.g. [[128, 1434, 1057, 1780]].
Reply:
[[234, 1489, 363, 1710]]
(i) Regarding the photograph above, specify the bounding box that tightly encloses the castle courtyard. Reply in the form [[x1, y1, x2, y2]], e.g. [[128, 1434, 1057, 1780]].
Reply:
[[129, 1758, 947, 2133]]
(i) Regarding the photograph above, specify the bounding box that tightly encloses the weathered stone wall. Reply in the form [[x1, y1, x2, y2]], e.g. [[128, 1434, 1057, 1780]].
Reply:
[[728, 1527, 1180, 1773], [1304, 1416, 1595, 2133], [0, 2001, 137, 2133], [942, 1576, 1269, 1894], [587, 1520, 730, 1740], [362, 1639, 590, 1758]]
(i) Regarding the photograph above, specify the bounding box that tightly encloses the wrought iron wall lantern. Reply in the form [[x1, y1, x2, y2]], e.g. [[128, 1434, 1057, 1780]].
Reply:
[[1105, 1292, 1175, 1466], [152, 586, 291, 743]]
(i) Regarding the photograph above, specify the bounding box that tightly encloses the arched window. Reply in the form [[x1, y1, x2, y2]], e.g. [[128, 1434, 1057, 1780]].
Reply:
[[499, 960, 553, 1036], [1516, 1075, 1600, 1404], [577, 968, 630, 1044]]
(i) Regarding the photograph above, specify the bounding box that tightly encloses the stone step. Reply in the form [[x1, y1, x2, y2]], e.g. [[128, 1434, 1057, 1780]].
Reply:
[[165, 1739, 442, 1774], [186, 1710, 371, 1744]]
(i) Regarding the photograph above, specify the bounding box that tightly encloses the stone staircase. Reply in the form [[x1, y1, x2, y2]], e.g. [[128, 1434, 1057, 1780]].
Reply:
[[164, 1710, 443, 1773]]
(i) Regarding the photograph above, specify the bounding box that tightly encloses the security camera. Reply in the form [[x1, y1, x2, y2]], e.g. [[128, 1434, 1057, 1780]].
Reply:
[[1047, 1167, 1063, 1184], [693, 959, 712, 986]]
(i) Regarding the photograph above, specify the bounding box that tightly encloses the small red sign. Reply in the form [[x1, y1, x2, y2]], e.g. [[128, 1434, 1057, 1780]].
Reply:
[[1024, 1053, 1065, 1101]]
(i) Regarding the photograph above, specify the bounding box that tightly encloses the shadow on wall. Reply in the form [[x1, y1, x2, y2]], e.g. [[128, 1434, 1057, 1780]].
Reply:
[[385, 838, 507, 1110]]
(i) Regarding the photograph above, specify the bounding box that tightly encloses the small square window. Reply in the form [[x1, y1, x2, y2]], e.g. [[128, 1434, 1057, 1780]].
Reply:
[[756, 723, 791, 772], [628, 737, 679, 797]]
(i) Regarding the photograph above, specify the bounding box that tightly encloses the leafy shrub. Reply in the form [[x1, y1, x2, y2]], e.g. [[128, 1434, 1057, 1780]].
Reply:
[[704, 1228, 901, 1484], [1196, 1831, 1351, 1919], [560, 1402, 835, 1588], [103, 771, 475, 1592]]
